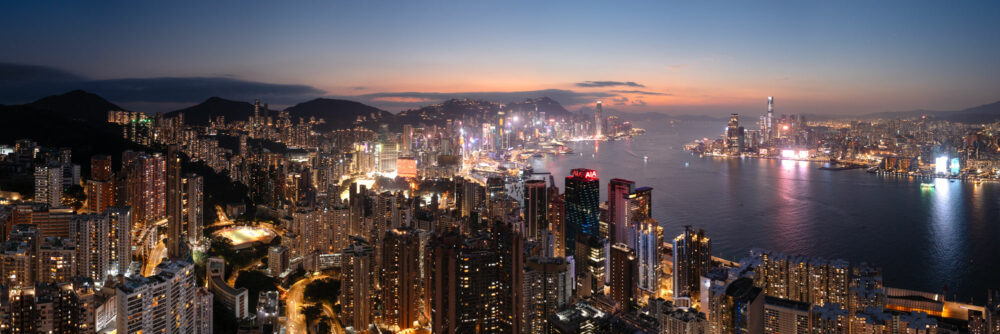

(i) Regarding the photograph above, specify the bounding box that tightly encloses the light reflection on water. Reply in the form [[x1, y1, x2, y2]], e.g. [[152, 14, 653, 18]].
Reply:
[[533, 120, 999, 301]]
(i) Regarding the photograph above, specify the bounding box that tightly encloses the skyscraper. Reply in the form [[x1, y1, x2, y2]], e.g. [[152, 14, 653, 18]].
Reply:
[[609, 243, 637, 308], [595, 100, 603, 137], [607, 178, 635, 245], [87, 155, 115, 213], [766, 96, 774, 141], [710, 277, 765, 334], [627, 187, 653, 224], [547, 189, 566, 258], [565, 168, 599, 256], [341, 240, 375, 331], [633, 218, 660, 298], [381, 228, 421, 331], [34, 163, 63, 207], [166, 144, 183, 259], [673, 227, 712, 302], [182, 174, 203, 245], [523, 257, 572, 334], [116, 260, 198, 334], [524, 179, 548, 241]]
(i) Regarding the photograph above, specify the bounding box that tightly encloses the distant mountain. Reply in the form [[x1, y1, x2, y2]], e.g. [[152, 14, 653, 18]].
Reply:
[[25, 89, 124, 124], [863, 100, 1000, 123], [165, 96, 267, 125], [286, 98, 391, 131], [505, 97, 573, 119]]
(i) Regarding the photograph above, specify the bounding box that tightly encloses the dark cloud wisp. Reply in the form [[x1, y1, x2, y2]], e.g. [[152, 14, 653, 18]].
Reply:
[[609, 89, 671, 96], [0, 63, 325, 111], [575, 81, 646, 88], [335, 89, 617, 111]]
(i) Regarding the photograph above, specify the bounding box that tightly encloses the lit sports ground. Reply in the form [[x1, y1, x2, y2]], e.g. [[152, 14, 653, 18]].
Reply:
[[212, 226, 277, 249]]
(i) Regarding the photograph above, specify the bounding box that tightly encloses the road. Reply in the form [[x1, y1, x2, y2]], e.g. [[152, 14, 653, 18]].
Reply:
[[285, 274, 343, 334], [142, 241, 166, 276]]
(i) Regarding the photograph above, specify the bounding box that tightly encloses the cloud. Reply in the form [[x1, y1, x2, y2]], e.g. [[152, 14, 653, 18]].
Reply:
[[609, 90, 672, 96], [612, 97, 629, 106], [575, 81, 645, 88], [335, 89, 617, 111], [0, 63, 325, 111], [631, 99, 647, 106]]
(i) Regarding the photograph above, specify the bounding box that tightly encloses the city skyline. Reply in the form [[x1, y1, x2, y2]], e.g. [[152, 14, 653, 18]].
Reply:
[[2, 1, 999, 115]]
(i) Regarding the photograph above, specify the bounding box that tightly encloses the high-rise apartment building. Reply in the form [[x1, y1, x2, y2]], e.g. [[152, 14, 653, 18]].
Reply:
[[115, 260, 198, 334], [673, 227, 711, 302], [523, 257, 572, 334], [524, 179, 548, 241], [607, 178, 634, 245], [381, 228, 421, 331]]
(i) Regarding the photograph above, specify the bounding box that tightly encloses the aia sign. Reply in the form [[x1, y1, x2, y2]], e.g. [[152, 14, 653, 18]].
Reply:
[[571, 169, 598, 180]]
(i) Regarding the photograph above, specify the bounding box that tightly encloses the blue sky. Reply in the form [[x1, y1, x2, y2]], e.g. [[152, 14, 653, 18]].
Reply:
[[1, 0, 998, 115]]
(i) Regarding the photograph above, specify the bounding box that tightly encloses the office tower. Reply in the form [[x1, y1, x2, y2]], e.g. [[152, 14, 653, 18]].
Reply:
[[402, 124, 413, 156], [341, 240, 375, 331], [607, 178, 634, 245], [673, 227, 711, 302], [116, 260, 198, 334], [633, 218, 660, 298], [34, 163, 63, 207], [182, 174, 203, 245], [573, 234, 605, 297], [37, 237, 76, 283], [267, 246, 288, 277], [381, 229, 421, 331], [547, 190, 566, 258], [727, 113, 741, 153], [763, 296, 811, 334], [766, 96, 774, 141], [524, 179, 548, 241], [709, 277, 764, 334], [195, 288, 214, 334], [627, 187, 653, 225], [523, 257, 572, 334], [595, 100, 603, 137], [609, 243, 637, 308], [565, 168, 599, 256]]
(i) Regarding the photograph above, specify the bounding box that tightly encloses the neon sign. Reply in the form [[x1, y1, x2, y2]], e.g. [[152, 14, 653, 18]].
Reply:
[[572, 169, 598, 180]]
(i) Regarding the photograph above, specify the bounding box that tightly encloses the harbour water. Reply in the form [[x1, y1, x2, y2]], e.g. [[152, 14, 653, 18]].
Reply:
[[530, 119, 1000, 303]]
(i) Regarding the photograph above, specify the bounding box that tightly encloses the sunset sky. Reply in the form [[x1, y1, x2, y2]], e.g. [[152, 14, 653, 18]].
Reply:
[[2, 1, 998, 115]]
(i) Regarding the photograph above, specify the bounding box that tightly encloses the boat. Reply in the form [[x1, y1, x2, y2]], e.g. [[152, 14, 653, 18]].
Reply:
[[920, 183, 935, 189]]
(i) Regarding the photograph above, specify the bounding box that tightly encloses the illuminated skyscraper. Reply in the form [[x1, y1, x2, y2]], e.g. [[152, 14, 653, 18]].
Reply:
[[767, 96, 774, 141], [166, 144, 183, 259], [709, 277, 764, 334], [595, 101, 603, 137], [523, 257, 572, 334], [524, 179, 548, 241], [673, 227, 711, 301], [627, 187, 653, 224], [182, 174, 203, 245], [607, 178, 634, 245], [34, 163, 63, 207], [341, 240, 375, 331], [565, 168, 599, 256], [632, 219, 660, 298], [547, 189, 566, 258], [381, 228, 421, 331], [609, 243, 637, 308]]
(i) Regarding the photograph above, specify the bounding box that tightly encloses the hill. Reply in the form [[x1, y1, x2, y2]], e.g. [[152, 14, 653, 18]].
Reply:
[[863, 100, 1000, 123], [505, 97, 574, 119], [285, 98, 391, 131], [165, 96, 267, 125], [25, 89, 124, 124]]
